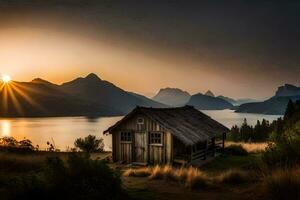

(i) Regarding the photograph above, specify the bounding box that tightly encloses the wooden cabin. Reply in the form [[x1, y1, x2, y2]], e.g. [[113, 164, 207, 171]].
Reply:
[[103, 106, 229, 165]]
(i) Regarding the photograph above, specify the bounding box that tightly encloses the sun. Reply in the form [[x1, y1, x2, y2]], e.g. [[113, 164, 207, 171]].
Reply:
[[2, 75, 11, 84]]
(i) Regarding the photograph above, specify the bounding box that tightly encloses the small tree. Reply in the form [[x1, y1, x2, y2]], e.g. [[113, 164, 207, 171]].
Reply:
[[0, 137, 18, 147], [74, 135, 104, 154], [19, 139, 34, 150], [240, 119, 253, 142], [284, 100, 296, 120], [228, 125, 240, 141]]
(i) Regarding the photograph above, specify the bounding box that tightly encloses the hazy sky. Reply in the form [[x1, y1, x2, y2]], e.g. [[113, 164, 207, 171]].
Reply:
[[0, 1, 299, 99]]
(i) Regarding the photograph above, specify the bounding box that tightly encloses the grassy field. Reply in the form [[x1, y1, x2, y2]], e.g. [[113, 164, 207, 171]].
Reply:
[[122, 145, 265, 200], [0, 142, 299, 200], [0, 151, 111, 175], [123, 142, 299, 200]]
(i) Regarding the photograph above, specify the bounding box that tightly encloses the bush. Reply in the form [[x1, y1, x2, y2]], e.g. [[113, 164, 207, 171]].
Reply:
[[0, 137, 35, 153], [225, 144, 248, 156], [74, 135, 104, 154], [262, 103, 300, 167], [263, 121, 300, 167], [263, 169, 300, 200], [3, 154, 125, 200]]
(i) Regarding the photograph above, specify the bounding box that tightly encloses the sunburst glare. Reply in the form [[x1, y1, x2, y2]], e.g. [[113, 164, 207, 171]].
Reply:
[[2, 75, 11, 84]]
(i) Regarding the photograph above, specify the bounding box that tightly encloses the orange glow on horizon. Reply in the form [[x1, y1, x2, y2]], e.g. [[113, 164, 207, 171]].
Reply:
[[0, 81, 45, 116]]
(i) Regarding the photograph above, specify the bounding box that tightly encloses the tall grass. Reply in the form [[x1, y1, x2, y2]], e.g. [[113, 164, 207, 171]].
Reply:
[[226, 141, 267, 153], [123, 167, 152, 177], [263, 168, 300, 200], [124, 165, 256, 189]]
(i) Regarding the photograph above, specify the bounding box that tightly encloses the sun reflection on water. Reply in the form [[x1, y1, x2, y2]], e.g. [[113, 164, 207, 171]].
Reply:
[[1, 120, 11, 137]]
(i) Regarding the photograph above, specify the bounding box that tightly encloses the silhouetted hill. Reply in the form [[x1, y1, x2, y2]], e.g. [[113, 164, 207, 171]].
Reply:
[[217, 95, 237, 105], [236, 96, 300, 115], [236, 84, 300, 115], [0, 73, 164, 117], [187, 93, 233, 110], [31, 78, 57, 86], [61, 73, 164, 114], [275, 84, 300, 97], [152, 88, 191, 106]]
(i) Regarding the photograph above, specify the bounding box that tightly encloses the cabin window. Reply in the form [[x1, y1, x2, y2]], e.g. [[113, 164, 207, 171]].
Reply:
[[121, 132, 132, 142], [150, 132, 162, 145], [137, 118, 144, 124]]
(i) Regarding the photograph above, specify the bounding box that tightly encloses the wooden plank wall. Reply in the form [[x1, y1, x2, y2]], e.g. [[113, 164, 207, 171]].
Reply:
[[112, 113, 173, 164], [120, 142, 132, 163]]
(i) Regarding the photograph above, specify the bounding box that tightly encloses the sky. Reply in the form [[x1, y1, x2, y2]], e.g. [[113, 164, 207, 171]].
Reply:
[[0, 1, 299, 99]]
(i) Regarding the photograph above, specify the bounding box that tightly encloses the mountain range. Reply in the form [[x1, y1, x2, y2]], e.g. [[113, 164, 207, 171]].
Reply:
[[152, 88, 234, 110], [187, 93, 233, 110], [2, 73, 295, 117], [0, 73, 163, 117], [236, 84, 300, 115]]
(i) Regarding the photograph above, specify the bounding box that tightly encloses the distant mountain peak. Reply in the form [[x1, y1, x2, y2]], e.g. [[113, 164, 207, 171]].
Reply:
[[152, 87, 191, 106], [85, 73, 101, 81], [275, 83, 300, 97], [31, 78, 55, 85], [205, 90, 215, 97], [158, 87, 190, 95]]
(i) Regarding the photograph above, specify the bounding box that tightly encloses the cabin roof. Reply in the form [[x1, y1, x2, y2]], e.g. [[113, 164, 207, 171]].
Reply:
[[103, 106, 229, 146]]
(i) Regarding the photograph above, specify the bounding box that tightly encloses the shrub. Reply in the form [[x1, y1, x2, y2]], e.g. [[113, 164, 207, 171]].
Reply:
[[74, 135, 104, 153], [225, 144, 248, 156], [0, 137, 35, 153], [4, 154, 125, 200], [263, 169, 300, 200], [262, 103, 300, 167], [263, 122, 300, 167], [217, 169, 251, 185]]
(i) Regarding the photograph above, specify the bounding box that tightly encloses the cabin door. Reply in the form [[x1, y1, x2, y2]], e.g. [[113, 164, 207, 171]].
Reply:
[[134, 132, 147, 163]]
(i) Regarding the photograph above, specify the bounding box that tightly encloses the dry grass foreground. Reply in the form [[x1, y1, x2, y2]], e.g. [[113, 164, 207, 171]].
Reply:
[[124, 165, 300, 200], [123, 165, 254, 189]]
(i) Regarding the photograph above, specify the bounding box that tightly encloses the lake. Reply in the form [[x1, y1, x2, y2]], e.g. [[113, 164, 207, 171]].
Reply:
[[0, 109, 281, 151]]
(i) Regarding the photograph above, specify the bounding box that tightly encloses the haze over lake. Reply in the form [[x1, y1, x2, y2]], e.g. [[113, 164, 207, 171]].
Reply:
[[0, 109, 281, 151]]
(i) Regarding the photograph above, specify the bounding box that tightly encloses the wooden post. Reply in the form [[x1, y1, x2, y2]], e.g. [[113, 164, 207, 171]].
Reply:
[[212, 137, 216, 156], [222, 132, 226, 152], [203, 140, 208, 160], [190, 146, 193, 163]]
